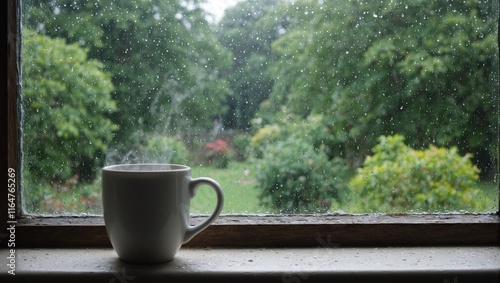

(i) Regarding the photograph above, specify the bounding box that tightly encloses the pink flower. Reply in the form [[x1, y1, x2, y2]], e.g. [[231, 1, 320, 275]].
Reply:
[[205, 140, 229, 153]]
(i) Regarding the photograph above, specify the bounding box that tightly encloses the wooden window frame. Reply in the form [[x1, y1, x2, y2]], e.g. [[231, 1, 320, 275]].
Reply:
[[3, 0, 499, 249]]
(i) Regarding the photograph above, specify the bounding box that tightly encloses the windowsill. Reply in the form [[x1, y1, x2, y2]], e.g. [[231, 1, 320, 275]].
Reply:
[[1, 247, 499, 282]]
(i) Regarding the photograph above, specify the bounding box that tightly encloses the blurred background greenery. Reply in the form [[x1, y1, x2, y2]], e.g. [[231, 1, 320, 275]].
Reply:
[[21, 0, 498, 215]]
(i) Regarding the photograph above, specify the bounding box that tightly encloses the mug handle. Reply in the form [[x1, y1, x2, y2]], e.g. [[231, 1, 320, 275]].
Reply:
[[183, 177, 224, 243]]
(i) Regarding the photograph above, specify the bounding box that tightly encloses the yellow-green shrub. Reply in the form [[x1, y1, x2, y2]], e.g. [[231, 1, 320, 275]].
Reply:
[[349, 135, 485, 213]]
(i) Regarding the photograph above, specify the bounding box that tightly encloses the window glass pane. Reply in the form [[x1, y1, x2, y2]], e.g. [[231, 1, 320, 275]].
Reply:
[[21, 0, 498, 215]]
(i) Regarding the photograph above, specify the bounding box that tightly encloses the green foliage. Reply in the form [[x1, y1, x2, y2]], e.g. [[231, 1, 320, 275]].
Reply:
[[23, 0, 232, 137], [349, 135, 485, 212], [232, 133, 252, 161], [142, 135, 189, 165], [218, 0, 281, 129], [20, 0, 498, 215], [22, 29, 117, 183], [251, 114, 349, 213], [264, 0, 498, 177], [23, 173, 102, 215], [23, 159, 495, 215], [254, 138, 347, 214], [249, 123, 282, 159], [250, 111, 339, 160]]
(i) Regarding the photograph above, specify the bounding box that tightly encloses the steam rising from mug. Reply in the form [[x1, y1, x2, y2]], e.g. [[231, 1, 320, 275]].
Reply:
[[105, 163, 179, 171], [105, 147, 175, 166]]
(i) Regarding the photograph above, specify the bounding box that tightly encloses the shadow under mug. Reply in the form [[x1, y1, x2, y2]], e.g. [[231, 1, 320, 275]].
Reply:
[[102, 164, 224, 264]]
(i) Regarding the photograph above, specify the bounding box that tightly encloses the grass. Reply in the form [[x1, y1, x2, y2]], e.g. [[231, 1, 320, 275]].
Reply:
[[190, 162, 268, 214], [476, 181, 499, 212]]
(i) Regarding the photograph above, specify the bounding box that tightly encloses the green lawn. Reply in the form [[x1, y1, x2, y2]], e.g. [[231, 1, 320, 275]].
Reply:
[[190, 162, 268, 214], [477, 181, 499, 212]]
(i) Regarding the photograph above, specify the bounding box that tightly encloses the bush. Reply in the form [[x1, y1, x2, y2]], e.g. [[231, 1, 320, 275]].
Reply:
[[142, 135, 189, 165], [205, 139, 231, 168], [249, 123, 282, 159], [22, 29, 117, 183], [349, 135, 485, 213], [250, 113, 336, 158], [251, 114, 349, 213], [232, 133, 251, 161], [254, 138, 348, 214]]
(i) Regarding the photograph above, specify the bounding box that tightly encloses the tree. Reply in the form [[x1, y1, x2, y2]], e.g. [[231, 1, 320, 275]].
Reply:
[[217, 0, 283, 129], [23, 0, 232, 142], [22, 29, 117, 183], [264, 0, 498, 177]]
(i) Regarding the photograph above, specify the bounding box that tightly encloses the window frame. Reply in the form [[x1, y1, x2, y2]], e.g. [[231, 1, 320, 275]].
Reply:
[[4, 0, 499, 249]]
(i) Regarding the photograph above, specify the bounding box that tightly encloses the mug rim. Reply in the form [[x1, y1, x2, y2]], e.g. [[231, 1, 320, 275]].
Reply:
[[103, 163, 190, 173]]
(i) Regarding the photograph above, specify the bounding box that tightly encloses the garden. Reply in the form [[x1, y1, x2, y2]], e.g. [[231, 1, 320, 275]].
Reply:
[[20, 0, 498, 215], [24, 132, 497, 215]]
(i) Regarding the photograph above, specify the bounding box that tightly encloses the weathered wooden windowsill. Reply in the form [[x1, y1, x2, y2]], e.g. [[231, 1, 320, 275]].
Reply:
[[1, 247, 499, 283], [15, 214, 500, 247]]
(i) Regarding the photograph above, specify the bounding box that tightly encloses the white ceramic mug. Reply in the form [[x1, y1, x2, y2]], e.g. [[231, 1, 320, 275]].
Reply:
[[102, 164, 224, 264]]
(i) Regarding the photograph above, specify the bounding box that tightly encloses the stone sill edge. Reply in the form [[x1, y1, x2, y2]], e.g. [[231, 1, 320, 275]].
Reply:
[[1, 247, 499, 283]]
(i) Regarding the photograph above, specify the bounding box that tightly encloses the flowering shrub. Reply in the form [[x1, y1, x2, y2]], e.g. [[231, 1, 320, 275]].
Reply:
[[205, 139, 230, 168]]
